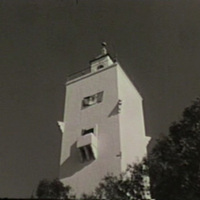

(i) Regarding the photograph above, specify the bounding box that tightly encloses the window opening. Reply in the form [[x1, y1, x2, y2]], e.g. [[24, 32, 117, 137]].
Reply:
[[82, 128, 94, 136], [82, 91, 104, 108], [79, 145, 95, 162], [97, 91, 103, 103], [97, 65, 104, 70]]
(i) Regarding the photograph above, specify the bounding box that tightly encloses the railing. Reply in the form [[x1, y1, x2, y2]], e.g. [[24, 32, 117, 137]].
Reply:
[[67, 67, 91, 82]]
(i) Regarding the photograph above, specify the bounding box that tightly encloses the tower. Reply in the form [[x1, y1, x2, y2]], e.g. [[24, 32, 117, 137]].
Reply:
[[58, 44, 150, 196]]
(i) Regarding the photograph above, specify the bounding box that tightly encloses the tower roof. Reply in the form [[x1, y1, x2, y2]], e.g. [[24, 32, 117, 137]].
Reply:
[[67, 44, 115, 83]]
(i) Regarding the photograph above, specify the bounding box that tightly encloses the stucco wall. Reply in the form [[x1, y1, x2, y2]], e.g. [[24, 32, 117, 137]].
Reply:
[[59, 59, 150, 196], [60, 65, 122, 196], [117, 64, 150, 171]]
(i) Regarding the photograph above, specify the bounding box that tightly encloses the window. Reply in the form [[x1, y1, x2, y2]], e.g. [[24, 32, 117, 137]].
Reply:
[[82, 91, 104, 108], [97, 65, 104, 70], [96, 91, 104, 103], [83, 95, 97, 106], [77, 124, 98, 162], [79, 145, 95, 162], [82, 128, 94, 136]]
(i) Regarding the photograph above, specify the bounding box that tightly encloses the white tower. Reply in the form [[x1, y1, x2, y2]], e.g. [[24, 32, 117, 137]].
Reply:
[[58, 44, 150, 196]]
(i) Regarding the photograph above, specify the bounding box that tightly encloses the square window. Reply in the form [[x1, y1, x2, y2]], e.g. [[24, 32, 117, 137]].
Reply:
[[82, 91, 104, 108]]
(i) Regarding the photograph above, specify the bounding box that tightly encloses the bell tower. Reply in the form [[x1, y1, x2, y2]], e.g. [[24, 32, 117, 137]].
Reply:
[[58, 44, 150, 196]]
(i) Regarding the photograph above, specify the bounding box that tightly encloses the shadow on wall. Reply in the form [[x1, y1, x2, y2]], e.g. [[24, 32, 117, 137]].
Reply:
[[108, 102, 119, 117], [59, 142, 93, 179]]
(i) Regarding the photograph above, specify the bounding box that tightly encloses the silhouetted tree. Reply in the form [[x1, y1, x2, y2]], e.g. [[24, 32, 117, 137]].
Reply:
[[80, 159, 151, 200], [36, 178, 74, 199], [149, 98, 200, 200]]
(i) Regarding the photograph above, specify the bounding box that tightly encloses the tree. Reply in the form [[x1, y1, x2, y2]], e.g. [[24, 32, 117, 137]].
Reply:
[[80, 159, 151, 200], [36, 178, 74, 199], [149, 98, 200, 200]]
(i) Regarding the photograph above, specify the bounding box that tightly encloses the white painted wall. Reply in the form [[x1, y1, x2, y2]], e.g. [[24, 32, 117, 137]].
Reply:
[[117, 64, 150, 171], [59, 55, 150, 196], [60, 63, 122, 196]]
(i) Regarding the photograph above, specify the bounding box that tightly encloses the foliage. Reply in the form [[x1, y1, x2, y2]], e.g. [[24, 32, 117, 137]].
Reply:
[[80, 159, 151, 200], [36, 178, 74, 199], [149, 98, 200, 200]]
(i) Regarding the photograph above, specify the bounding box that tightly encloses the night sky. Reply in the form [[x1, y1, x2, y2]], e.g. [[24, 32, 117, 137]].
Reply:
[[1, 0, 200, 198]]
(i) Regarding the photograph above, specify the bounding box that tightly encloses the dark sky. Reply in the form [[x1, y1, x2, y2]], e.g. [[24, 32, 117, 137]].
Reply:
[[1, 0, 200, 198]]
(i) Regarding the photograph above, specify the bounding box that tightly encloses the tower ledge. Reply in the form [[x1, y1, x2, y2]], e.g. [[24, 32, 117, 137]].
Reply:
[[66, 54, 115, 84]]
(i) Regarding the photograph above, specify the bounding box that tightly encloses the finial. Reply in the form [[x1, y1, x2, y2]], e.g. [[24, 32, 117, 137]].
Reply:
[[101, 42, 107, 55]]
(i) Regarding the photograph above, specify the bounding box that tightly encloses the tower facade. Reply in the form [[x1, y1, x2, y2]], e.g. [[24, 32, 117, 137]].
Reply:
[[58, 47, 150, 196]]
